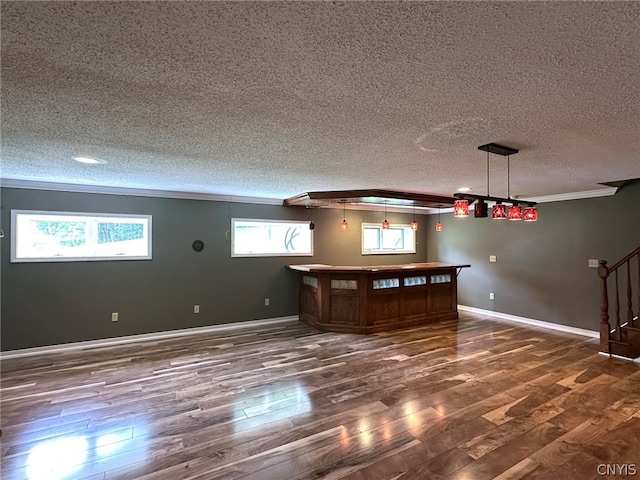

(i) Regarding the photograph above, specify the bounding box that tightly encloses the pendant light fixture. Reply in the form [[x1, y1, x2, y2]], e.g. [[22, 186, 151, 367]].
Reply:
[[382, 201, 390, 229], [308, 206, 315, 230], [435, 207, 444, 232], [492, 202, 507, 220], [453, 143, 538, 223], [453, 199, 469, 217], [523, 204, 538, 222], [410, 205, 418, 231], [340, 201, 348, 230], [508, 204, 523, 221]]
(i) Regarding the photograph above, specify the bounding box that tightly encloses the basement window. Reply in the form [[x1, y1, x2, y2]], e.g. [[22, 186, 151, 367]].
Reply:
[[231, 219, 314, 257], [11, 210, 152, 262], [361, 223, 416, 255]]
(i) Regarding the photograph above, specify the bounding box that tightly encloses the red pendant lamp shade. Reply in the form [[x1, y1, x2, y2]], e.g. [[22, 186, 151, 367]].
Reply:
[[508, 204, 523, 221], [453, 199, 469, 217], [523, 205, 538, 222], [492, 203, 507, 219]]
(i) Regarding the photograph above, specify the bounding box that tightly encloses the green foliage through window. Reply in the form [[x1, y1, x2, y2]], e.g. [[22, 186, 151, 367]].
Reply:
[[11, 211, 152, 262], [97, 223, 144, 244]]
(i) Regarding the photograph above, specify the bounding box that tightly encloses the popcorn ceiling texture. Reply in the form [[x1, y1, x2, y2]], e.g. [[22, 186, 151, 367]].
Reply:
[[1, 1, 638, 200]]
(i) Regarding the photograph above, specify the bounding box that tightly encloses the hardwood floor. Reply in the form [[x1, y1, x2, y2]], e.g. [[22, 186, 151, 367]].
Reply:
[[1, 313, 639, 480]]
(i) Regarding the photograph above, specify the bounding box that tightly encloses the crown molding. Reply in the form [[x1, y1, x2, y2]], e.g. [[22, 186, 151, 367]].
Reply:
[[0, 179, 618, 210], [409, 187, 619, 214], [0, 179, 283, 205], [0, 179, 436, 214], [515, 187, 618, 204], [433, 187, 620, 215]]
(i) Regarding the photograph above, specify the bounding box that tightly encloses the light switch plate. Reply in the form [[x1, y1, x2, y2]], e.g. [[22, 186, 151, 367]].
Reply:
[[489, 255, 497, 263], [588, 259, 598, 268]]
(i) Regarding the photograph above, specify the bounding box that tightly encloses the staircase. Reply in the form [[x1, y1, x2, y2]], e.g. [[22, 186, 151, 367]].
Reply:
[[599, 244, 640, 359]]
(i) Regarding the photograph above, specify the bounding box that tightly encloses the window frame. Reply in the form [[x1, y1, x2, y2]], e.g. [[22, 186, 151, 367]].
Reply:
[[10, 210, 153, 263], [231, 218, 314, 258], [361, 222, 416, 255]]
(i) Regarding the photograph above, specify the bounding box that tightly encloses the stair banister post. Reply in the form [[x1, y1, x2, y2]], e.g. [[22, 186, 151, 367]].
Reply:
[[598, 260, 611, 353], [627, 261, 633, 326]]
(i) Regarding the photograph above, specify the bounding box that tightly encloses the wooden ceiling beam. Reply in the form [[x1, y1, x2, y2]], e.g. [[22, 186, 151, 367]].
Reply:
[[284, 189, 455, 209]]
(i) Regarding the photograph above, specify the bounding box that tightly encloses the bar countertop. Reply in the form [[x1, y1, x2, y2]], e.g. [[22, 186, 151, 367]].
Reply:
[[287, 262, 470, 273]]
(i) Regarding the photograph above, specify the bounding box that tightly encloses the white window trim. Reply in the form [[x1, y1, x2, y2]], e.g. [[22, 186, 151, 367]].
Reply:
[[231, 218, 314, 258], [11, 210, 152, 263], [361, 222, 416, 255]]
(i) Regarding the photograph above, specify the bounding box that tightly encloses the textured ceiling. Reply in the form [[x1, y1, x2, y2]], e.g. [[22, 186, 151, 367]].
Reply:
[[1, 1, 639, 201]]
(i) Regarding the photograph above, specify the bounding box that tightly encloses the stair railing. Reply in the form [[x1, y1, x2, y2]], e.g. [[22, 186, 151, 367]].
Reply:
[[598, 244, 640, 354]]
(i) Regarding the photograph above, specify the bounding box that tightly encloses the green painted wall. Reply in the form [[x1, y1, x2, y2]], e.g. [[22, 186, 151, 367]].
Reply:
[[0, 187, 429, 350], [4, 182, 637, 351], [427, 181, 640, 331]]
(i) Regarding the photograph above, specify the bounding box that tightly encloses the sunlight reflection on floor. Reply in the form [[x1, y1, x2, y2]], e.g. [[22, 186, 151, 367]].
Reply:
[[23, 421, 148, 480], [26, 437, 88, 480]]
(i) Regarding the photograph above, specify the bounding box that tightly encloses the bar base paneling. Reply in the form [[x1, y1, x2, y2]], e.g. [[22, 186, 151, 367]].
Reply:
[[288, 263, 470, 334]]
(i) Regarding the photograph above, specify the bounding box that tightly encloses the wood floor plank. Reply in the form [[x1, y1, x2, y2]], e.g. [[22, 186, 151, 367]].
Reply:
[[2, 313, 638, 480]]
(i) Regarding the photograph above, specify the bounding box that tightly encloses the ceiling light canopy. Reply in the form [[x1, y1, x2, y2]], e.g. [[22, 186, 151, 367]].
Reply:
[[73, 156, 107, 165]]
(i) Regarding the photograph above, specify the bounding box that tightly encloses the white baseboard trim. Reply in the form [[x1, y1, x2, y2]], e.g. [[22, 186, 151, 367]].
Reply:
[[458, 305, 598, 339], [598, 351, 640, 363], [0, 316, 299, 360]]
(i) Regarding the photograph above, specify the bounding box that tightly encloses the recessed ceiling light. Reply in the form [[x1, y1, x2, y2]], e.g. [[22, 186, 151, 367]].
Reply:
[[73, 156, 107, 165], [457, 187, 471, 192]]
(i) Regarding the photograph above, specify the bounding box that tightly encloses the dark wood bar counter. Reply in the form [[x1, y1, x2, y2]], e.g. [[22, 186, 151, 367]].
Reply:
[[287, 263, 470, 333]]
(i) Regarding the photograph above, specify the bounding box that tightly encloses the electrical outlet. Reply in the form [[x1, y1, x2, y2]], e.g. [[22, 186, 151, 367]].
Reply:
[[111, 312, 119, 322], [489, 293, 495, 300], [193, 305, 200, 314], [588, 259, 599, 268], [489, 255, 497, 263], [264, 298, 270, 306]]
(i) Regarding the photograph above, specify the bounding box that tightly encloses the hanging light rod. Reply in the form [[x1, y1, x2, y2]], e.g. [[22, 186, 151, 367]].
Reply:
[[455, 142, 536, 206]]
